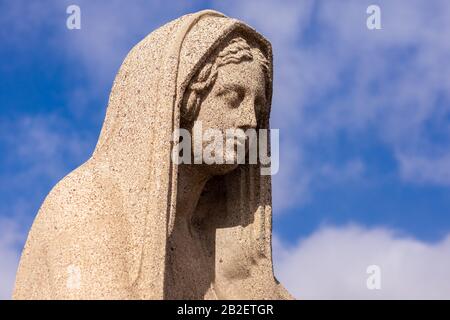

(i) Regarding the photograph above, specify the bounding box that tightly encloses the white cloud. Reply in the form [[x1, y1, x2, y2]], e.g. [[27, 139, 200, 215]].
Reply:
[[274, 225, 450, 299]]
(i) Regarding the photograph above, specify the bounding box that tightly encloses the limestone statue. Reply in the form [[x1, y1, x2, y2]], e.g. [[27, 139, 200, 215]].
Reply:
[[13, 9, 293, 300]]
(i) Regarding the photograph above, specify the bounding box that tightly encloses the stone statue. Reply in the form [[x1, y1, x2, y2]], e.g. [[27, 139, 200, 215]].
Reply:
[[13, 10, 293, 300]]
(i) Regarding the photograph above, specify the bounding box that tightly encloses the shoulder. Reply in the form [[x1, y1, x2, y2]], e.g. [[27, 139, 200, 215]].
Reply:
[[15, 159, 132, 299], [31, 159, 125, 243]]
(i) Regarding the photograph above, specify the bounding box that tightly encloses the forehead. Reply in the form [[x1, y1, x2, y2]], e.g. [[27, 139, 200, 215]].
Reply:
[[216, 60, 266, 94]]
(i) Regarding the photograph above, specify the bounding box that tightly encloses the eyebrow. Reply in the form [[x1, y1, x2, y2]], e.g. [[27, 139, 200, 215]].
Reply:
[[220, 83, 245, 94], [221, 83, 267, 105]]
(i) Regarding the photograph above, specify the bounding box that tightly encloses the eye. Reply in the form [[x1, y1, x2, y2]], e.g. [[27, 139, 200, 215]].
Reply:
[[217, 87, 244, 109]]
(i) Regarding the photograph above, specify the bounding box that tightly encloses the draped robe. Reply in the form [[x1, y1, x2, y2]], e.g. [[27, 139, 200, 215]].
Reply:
[[13, 9, 292, 300]]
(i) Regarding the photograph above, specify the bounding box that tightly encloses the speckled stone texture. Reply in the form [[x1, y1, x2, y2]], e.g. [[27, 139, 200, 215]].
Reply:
[[13, 9, 293, 300]]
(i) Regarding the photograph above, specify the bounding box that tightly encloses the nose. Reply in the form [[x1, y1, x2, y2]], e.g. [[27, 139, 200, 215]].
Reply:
[[236, 98, 257, 131]]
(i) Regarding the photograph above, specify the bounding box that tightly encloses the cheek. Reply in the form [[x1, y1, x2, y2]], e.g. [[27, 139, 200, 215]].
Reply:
[[199, 106, 237, 132]]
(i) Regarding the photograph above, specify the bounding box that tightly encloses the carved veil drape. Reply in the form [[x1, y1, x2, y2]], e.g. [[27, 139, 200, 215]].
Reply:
[[14, 10, 291, 299]]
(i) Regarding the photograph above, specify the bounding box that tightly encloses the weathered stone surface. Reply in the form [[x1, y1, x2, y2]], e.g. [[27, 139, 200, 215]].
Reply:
[[13, 9, 292, 300]]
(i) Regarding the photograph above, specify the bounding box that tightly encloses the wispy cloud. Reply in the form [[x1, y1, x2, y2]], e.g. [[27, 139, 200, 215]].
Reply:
[[214, 0, 450, 212], [0, 114, 92, 189]]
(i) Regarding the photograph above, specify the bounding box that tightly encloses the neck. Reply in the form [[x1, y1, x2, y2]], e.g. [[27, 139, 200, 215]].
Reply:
[[166, 164, 216, 299], [176, 164, 211, 222]]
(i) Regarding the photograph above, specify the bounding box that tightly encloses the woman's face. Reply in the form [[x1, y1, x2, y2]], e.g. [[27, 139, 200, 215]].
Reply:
[[192, 59, 267, 175]]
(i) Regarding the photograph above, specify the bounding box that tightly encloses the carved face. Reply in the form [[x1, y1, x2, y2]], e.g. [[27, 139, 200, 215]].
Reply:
[[192, 59, 267, 175]]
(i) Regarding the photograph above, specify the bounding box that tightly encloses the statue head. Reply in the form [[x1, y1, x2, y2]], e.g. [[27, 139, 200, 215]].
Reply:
[[180, 35, 271, 176]]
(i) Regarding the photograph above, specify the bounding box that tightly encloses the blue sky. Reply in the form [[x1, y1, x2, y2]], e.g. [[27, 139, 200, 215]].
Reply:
[[1, 0, 450, 299]]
